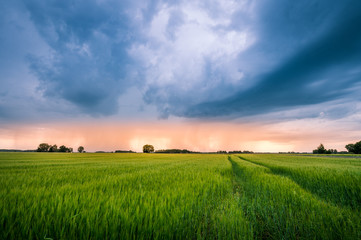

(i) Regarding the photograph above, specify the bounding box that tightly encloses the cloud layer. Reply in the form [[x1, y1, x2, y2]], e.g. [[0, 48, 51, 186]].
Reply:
[[1, 0, 361, 121], [184, 1, 361, 118]]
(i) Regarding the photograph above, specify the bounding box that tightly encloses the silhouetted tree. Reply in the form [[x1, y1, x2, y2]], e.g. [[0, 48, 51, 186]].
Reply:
[[354, 141, 361, 154], [37, 143, 50, 152], [143, 144, 154, 153], [78, 146, 84, 153], [345, 140, 361, 154], [318, 144, 326, 154], [345, 144, 355, 153]]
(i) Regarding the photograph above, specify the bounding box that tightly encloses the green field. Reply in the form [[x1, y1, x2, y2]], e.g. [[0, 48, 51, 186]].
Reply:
[[1, 153, 360, 239]]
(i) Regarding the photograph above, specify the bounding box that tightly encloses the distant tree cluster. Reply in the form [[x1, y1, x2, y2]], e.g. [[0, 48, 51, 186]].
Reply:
[[155, 149, 195, 153], [59, 145, 73, 153], [312, 144, 337, 154], [0, 149, 36, 152], [152, 148, 254, 154], [279, 151, 309, 154], [345, 140, 361, 154], [217, 151, 227, 154], [200, 150, 254, 154], [36, 143, 81, 153], [228, 150, 254, 154]]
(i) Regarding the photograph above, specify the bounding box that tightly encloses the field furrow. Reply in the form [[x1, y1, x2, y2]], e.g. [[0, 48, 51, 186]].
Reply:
[[229, 155, 361, 240], [237, 155, 361, 210]]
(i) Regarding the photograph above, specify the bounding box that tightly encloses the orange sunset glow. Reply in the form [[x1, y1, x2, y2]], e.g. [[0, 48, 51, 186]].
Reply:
[[1, 117, 358, 153]]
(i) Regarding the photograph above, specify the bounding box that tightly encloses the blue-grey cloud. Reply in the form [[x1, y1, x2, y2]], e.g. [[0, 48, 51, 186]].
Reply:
[[23, 0, 140, 115], [178, 0, 361, 118], [1, 0, 361, 121]]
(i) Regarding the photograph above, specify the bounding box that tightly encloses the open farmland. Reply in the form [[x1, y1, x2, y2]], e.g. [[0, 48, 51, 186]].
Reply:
[[1, 153, 360, 239]]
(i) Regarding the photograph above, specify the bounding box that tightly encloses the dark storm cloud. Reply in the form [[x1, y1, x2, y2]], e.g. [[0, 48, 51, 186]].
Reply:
[[1, 0, 360, 121], [181, 1, 361, 118], [23, 0, 139, 115]]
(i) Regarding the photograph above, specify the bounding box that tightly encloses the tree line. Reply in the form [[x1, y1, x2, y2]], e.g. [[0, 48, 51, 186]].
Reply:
[[313, 140, 361, 154], [35, 140, 361, 154], [37, 143, 85, 153], [142, 145, 253, 154]]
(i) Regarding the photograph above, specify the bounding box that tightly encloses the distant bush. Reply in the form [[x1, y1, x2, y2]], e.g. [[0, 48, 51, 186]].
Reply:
[[115, 150, 135, 153]]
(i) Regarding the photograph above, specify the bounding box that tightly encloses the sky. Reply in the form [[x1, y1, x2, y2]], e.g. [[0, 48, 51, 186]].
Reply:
[[1, 0, 361, 152]]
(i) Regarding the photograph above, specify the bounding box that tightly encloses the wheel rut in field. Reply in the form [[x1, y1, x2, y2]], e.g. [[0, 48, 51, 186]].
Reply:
[[227, 155, 361, 239], [234, 155, 361, 211], [227, 156, 244, 194], [227, 156, 330, 239]]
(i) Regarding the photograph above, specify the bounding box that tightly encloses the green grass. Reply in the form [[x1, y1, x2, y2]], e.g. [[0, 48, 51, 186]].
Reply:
[[0, 153, 360, 239]]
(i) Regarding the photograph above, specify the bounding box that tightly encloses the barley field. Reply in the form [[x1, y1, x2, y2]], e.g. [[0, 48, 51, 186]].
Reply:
[[0, 153, 360, 239]]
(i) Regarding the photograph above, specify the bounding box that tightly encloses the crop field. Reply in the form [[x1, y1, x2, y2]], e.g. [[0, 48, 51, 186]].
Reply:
[[1, 153, 360, 239]]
